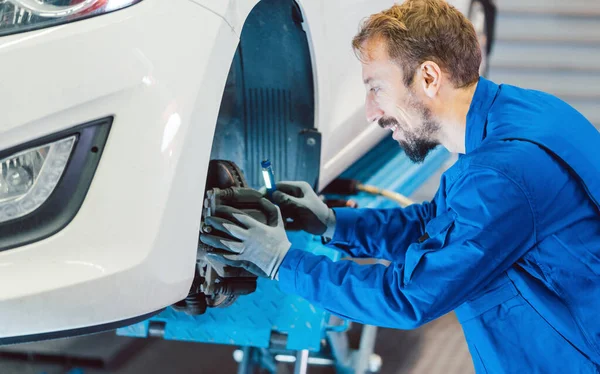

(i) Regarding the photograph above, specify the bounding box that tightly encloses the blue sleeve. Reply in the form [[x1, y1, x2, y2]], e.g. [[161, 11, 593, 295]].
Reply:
[[278, 168, 537, 329], [325, 200, 437, 261]]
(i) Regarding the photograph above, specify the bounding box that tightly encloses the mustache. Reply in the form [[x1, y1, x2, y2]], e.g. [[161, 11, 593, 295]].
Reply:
[[378, 117, 400, 129]]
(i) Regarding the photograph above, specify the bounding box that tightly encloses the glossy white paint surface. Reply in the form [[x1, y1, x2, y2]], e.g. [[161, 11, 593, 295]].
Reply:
[[188, 0, 260, 35], [0, 0, 238, 336]]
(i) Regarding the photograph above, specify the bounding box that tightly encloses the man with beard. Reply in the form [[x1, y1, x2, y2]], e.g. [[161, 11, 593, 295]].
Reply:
[[200, 0, 600, 372]]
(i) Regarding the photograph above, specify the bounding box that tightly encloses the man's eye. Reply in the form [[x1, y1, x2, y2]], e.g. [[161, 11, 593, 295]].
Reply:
[[370, 87, 380, 94]]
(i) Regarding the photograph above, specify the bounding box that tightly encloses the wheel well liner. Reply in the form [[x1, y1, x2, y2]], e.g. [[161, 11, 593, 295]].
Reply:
[[209, 0, 320, 189]]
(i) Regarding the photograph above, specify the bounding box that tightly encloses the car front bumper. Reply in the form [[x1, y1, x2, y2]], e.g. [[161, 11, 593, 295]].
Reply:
[[0, 0, 238, 340]]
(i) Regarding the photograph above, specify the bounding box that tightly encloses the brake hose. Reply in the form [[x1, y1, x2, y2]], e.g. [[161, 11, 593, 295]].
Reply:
[[356, 183, 414, 207], [322, 179, 415, 208]]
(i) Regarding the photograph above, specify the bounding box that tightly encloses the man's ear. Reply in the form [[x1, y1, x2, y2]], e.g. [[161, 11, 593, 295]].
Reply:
[[419, 61, 442, 98]]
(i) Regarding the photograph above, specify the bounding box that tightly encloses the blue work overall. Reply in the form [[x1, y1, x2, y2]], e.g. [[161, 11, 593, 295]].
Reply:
[[278, 77, 600, 372]]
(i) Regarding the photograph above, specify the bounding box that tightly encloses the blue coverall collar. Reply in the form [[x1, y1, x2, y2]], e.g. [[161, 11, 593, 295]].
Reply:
[[465, 76, 500, 154]]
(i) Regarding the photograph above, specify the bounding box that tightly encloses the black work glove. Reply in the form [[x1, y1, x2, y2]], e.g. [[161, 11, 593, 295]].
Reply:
[[271, 181, 336, 236]]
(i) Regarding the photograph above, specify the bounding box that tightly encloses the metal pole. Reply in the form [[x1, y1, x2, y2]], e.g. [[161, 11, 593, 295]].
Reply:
[[294, 349, 309, 374], [354, 325, 379, 374], [237, 346, 253, 374], [326, 328, 353, 369]]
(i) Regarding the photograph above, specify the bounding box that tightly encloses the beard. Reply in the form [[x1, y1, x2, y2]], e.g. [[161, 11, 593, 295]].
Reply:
[[378, 96, 440, 163], [398, 131, 439, 163]]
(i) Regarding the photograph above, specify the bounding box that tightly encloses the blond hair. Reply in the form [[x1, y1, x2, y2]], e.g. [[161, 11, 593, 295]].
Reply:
[[352, 0, 481, 88]]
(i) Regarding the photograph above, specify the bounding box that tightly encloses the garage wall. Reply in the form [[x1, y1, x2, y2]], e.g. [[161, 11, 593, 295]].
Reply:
[[488, 0, 600, 128]]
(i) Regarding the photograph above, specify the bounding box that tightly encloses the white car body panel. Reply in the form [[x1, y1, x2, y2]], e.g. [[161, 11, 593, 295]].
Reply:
[[0, 0, 238, 337], [0, 0, 480, 339], [188, 1, 260, 35]]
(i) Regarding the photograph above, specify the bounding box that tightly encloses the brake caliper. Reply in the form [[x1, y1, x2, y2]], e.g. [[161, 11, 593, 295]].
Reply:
[[172, 160, 263, 315]]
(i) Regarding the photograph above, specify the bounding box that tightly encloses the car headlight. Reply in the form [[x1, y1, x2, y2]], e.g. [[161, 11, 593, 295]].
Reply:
[[0, 136, 76, 223], [0, 117, 111, 251], [0, 0, 142, 37]]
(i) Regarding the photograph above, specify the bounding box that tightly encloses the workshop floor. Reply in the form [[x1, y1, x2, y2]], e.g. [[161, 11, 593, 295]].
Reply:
[[113, 312, 474, 374]]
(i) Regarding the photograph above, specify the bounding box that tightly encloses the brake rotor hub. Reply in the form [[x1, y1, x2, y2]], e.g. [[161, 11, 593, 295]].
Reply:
[[172, 160, 264, 315]]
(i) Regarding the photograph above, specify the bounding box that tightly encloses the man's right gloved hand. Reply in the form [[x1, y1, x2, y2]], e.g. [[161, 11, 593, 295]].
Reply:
[[272, 181, 336, 236]]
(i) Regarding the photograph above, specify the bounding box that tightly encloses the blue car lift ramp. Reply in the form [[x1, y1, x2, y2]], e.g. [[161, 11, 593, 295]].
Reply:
[[117, 137, 450, 374]]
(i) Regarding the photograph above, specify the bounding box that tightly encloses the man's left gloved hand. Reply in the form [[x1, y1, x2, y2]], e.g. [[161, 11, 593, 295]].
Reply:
[[200, 199, 291, 280]]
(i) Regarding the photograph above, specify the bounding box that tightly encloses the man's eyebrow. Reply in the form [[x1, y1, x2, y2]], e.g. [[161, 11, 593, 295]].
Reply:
[[364, 78, 381, 86]]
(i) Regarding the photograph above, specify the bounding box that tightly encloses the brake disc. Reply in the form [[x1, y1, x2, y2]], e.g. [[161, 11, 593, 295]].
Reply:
[[172, 160, 261, 315]]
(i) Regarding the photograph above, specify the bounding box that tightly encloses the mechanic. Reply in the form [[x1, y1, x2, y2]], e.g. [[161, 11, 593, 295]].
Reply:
[[200, 0, 600, 372]]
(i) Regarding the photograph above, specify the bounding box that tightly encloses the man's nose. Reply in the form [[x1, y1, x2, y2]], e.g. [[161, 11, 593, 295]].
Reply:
[[365, 96, 384, 124]]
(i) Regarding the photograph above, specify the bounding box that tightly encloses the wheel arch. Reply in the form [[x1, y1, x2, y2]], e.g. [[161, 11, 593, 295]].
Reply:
[[209, 0, 321, 189]]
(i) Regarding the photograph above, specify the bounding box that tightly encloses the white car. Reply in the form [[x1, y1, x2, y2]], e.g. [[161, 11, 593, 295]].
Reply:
[[0, 0, 496, 342]]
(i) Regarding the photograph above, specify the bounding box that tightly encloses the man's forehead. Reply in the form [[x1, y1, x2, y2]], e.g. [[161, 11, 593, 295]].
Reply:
[[361, 39, 396, 84], [360, 37, 391, 63]]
